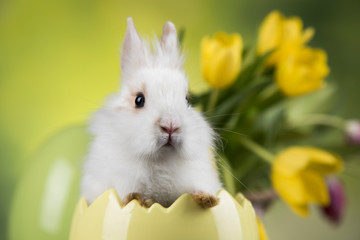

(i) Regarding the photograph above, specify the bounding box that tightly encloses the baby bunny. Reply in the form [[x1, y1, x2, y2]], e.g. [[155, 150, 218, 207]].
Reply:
[[81, 18, 222, 208]]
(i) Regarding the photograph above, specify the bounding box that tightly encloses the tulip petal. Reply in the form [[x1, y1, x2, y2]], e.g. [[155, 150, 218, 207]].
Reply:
[[275, 46, 330, 96], [272, 146, 343, 217], [257, 10, 284, 55], [272, 173, 310, 206], [272, 171, 328, 217], [257, 10, 316, 69], [210, 48, 241, 88], [302, 27, 315, 44], [305, 148, 343, 174], [290, 203, 309, 217], [282, 17, 303, 43], [272, 172, 311, 217], [257, 217, 269, 240], [273, 147, 313, 175], [311, 49, 330, 77], [299, 170, 329, 205], [273, 147, 343, 176], [201, 32, 242, 89]]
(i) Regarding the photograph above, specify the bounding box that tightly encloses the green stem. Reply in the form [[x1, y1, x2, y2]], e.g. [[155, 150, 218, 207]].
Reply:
[[238, 136, 275, 164], [207, 89, 220, 116], [288, 114, 346, 130]]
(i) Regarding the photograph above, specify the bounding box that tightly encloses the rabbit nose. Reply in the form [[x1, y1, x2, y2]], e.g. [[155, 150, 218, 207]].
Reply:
[[160, 125, 179, 135]]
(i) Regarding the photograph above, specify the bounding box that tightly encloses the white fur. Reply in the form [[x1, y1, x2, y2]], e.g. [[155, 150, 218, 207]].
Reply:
[[81, 18, 222, 206]]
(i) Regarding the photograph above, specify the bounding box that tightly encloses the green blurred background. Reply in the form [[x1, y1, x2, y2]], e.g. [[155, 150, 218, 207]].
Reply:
[[0, 0, 359, 239]]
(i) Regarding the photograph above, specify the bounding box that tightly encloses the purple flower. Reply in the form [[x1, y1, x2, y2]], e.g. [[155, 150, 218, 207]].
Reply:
[[345, 120, 360, 144], [322, 178, 346, 225]]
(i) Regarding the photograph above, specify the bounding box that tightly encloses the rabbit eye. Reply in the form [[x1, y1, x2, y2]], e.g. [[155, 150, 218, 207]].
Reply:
[[135, 93, 145, 108]]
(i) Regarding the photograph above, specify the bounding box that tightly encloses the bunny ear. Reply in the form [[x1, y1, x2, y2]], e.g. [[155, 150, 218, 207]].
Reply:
[[121, 17, 144, 78], [160, 21, 178, 53]]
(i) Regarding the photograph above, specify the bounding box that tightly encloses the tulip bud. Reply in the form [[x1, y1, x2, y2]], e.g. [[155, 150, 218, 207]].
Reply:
[[322, 178, 346, 225], [201, 32, 243, 89], [345, 120, 360, 145]]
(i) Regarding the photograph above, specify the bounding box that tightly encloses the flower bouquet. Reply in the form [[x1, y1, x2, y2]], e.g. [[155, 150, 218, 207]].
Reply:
[[191, 10, 356, 237]]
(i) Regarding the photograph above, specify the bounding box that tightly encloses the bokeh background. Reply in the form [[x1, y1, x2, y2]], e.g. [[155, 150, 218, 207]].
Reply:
[[0, 0, 359, 239]]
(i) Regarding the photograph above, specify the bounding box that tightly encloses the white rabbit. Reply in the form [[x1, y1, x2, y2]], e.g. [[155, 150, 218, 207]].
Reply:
[[81, 18, 222, 208]]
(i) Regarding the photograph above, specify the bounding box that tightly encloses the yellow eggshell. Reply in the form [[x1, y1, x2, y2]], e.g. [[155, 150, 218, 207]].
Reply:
[[70, 189, 259, 240]]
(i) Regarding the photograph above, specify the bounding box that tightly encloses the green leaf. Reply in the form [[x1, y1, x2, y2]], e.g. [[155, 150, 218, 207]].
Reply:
[[285, 83, 337, 123], [216, 154, 236, 196], [231, 51, 273, 91], [255, 102, 286, 144], [189, 91, 210, 110], [210, 78, 272, 126]]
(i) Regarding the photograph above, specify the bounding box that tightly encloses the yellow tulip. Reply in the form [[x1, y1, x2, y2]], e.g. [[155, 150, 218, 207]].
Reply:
[[271, 147, 343, 216], [257, 217, 269, 240], [257, 10, 314, 66], [201, 32, 243, 89], [275, 47, 330, 96]]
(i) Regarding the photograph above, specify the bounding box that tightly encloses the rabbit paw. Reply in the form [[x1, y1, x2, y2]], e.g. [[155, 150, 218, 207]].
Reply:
[[143, 198, 154, 208], [124, 192, 154, 207], [192, 191, 219, 208]]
